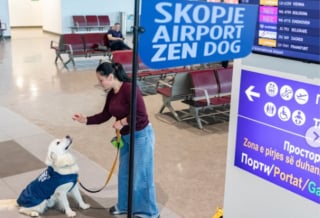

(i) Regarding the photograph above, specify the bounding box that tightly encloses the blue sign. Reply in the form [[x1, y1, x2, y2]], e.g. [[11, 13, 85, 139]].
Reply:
[[235, 70, 320, 204], [138, 0, 258, 69]]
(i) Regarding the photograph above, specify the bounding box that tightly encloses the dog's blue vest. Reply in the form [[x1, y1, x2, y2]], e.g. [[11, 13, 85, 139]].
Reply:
[[17, 166, 78, 207]]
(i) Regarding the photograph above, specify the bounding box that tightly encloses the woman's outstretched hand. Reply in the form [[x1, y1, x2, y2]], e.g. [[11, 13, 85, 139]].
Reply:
[[72, 113, 87, 124]]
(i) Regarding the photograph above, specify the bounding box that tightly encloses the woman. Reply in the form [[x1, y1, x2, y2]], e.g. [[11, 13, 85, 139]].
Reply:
[[72, 62, 159, 218]]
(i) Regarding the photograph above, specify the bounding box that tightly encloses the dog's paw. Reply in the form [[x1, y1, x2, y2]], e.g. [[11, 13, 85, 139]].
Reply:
[[79, 202, 90, 210], [19, 208, 39, 217], [30, 211, 40, 217], [66, 209, 76, 217]]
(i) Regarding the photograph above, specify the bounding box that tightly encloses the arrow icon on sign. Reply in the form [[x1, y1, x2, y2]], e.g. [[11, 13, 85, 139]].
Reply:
[[245, 85, 260, 102], [314, 131, 320, 142]]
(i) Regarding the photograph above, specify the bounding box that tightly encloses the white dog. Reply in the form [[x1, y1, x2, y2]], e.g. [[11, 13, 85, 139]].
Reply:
[[0, 135, 90, 217]]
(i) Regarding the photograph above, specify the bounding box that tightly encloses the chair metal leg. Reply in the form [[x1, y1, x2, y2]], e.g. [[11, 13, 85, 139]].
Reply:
[[64, 54, 75, 68], [159, 96, 182, 121], [55, 52, 64, 64], [0, 31, 5, 42], [63, 58, 72, 69], [194, 108, 203, 129], [167, 103, 181, 121], [159, 96, 170, 113], [159, 104, 166, 113]]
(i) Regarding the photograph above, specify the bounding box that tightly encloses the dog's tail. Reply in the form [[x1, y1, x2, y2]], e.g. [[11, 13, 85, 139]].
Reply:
[[0, 199, 17, 210]]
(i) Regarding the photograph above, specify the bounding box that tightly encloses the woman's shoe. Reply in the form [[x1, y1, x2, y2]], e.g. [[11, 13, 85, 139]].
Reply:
[[134, 215, 160, 218], [109, 205, 127, 215]]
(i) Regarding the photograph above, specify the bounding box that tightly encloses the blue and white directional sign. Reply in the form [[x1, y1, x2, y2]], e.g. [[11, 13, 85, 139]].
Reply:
[[235, 70, 320, 204], [139, 0, 258, 69]]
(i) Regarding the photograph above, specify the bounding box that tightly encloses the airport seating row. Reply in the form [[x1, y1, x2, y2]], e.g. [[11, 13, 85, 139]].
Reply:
[[157, 67, 233, 129], [71, 15, 110, 32], [50, 33, 111, 69]]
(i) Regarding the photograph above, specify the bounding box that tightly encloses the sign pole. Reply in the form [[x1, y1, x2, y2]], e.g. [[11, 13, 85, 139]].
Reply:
[[127, 0, 141, 217]]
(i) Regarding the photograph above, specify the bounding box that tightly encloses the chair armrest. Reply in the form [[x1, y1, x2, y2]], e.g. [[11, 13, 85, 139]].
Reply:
[[155, 76, 174, 89], [50, 40, 59, 50], [64, 44, 74, 55], [156, 79, 173, 88], [191, 87, 210, 106]]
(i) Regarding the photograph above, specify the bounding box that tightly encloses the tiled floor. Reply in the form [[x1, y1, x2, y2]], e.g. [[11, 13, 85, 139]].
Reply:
[[0, 28, 228, 218]]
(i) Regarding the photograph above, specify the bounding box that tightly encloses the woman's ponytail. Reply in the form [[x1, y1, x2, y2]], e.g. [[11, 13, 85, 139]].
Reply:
[[112, 62, 131, 82]]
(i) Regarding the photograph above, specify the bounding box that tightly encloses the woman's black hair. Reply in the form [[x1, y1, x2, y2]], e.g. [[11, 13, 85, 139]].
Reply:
[[96, 62, 131, 82]]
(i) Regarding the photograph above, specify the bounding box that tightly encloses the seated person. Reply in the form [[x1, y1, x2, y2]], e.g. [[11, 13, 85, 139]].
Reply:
[[107, 23, 131, 50]]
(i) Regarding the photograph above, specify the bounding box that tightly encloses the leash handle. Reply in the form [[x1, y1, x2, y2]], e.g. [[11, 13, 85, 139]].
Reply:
[[116, 129, 121, 144]]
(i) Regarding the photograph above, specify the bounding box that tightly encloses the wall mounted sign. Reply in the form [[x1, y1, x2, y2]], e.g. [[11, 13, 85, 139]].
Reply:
[[139, 0, 258, 68], [235, 69, 320, 204]]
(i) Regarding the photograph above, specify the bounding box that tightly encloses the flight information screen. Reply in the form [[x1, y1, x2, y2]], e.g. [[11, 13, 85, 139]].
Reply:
[[239, 0, 320, 63]]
